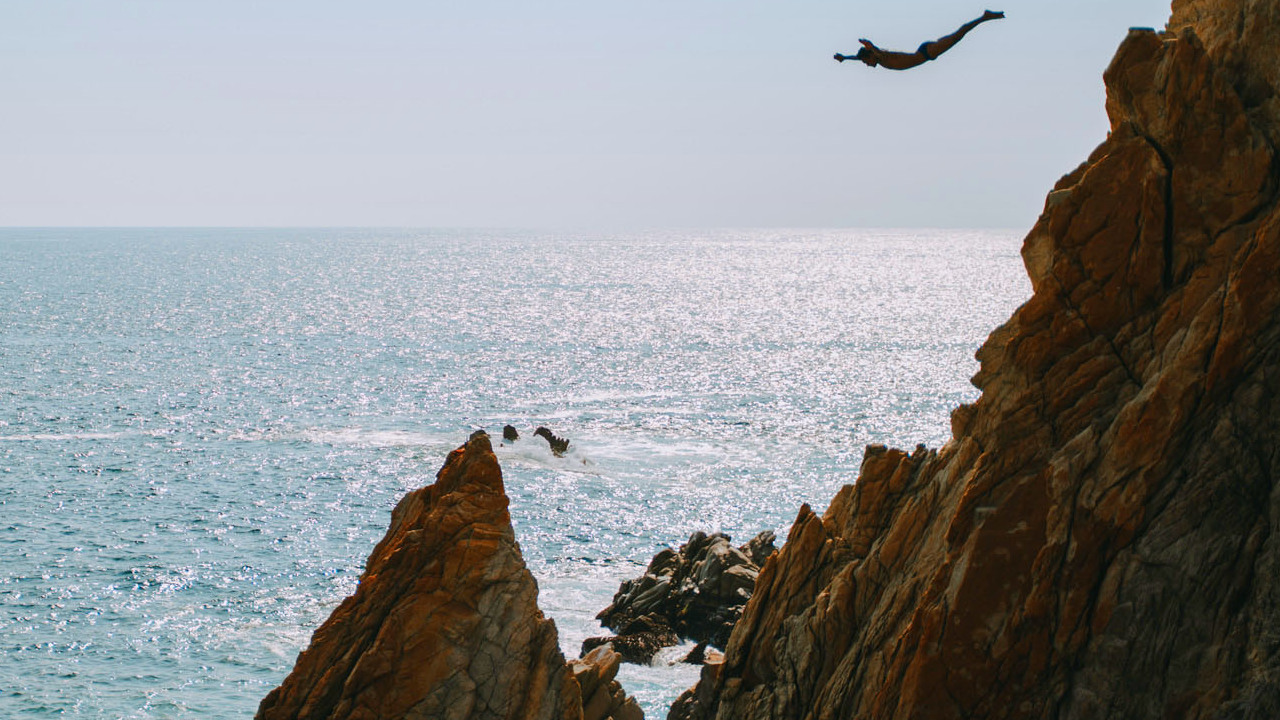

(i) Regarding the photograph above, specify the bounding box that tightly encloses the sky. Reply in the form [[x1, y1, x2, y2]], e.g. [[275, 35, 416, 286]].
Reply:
[[1, 0, 1172, 229]]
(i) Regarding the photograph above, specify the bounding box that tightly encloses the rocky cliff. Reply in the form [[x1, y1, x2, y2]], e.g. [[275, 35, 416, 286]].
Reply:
[[257, 432, 641, 720], [670, 2, 1280, 719]]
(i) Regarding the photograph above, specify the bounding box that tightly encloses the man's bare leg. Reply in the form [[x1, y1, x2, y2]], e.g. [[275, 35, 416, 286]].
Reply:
[[918, 10, 1004, 60]]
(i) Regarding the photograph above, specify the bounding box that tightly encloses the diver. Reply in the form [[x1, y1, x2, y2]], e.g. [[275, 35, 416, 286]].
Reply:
[[835, 10, 1004, 70]]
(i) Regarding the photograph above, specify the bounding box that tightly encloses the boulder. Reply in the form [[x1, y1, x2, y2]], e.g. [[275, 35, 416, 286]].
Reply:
[[533, 426, 570, 456], [597, 531, 777, 652], [582, 614, 681, 665], [680, 643, 724, 667], [569, 646, 644, 720]]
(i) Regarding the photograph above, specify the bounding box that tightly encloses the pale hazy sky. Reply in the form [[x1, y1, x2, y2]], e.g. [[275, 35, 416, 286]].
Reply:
[[2, 1, 1170, 228]]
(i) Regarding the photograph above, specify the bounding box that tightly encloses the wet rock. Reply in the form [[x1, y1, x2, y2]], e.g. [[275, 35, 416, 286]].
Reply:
[[681, 643, 724, 666], [582, 614, 681, 665], [533, 426, 569, 456], [257, 432, 642, 720], [671, 5, 1280, 719], [598, 530, 776, 651], [502, 424, 519, 442]]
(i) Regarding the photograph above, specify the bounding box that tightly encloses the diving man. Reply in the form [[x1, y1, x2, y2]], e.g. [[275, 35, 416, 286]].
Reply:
[[835, 10, 1004, 70]]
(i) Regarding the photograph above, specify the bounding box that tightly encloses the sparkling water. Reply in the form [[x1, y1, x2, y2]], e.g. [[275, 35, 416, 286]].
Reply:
[[0, 228, 1029, 717]]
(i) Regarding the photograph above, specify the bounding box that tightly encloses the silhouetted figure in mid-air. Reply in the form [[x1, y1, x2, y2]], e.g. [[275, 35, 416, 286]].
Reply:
[[835, 10, 1004, 70]]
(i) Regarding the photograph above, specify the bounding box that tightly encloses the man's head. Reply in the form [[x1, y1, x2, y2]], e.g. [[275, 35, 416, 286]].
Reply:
[[855, 47, 878, 66]]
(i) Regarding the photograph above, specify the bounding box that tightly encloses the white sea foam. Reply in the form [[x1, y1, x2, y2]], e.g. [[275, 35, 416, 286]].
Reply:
[[296, 428, 457, 449], [493, 441, 601, 475]]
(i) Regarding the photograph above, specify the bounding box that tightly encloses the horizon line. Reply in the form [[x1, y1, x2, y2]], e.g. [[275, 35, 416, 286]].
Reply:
[[0, 224, 1029, 232]]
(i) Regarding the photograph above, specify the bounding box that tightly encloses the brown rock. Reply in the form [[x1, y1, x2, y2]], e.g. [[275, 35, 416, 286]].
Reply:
[[670, 4, 1280, 719], [569, 646, 645, 720], [257, 432, 642, 720]]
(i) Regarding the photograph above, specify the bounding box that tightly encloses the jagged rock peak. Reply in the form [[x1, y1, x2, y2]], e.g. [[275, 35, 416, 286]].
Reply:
[[670, 1, 1280, 718], [257, 432, 641, 720]]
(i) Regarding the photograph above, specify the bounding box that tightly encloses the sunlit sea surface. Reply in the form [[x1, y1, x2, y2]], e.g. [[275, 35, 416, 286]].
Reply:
[[0, 228, 1029, 717]]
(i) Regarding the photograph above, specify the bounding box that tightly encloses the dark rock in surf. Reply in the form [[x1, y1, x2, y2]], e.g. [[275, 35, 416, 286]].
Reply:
[[582, 613, 681, 665], [597, 530, 777, 651], [533, 426, 570, 456], [681, 642, 723, 666], [502, 424, 520, 442]]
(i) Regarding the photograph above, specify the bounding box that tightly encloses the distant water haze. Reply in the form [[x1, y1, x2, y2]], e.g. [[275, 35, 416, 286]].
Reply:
[[0, 228, 1028, 716], [1, 1, 1168, 228]]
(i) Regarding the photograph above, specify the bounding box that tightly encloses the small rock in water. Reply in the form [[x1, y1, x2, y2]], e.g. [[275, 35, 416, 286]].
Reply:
[[502, 424, 519, 442], [596, 529, 778, 651], [533, 426, 570, 456]]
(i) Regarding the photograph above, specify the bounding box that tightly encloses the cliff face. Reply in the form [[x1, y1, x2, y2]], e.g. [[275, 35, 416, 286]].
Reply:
[[671, 3, 1280, 719], [258, 433, 639, 720]]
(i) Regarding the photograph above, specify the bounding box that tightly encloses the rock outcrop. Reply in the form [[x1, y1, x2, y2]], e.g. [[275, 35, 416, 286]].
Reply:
[[583, 613, 681, 665], [570, 646, 645, 720], [534, 427, 570, 456], [257, 432, 641, 720], [680, 643, 724, 667], [670, 3, 1280, 719], [597, 531, 777, 653]]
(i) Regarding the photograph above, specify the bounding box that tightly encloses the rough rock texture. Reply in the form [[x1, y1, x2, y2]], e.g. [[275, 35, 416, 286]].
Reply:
[[670, 3, 1280, 719], [597, 531, 777, 651], [569, 646, 645, 720], [583, 614, 681, 665], [681, 643, 725, 667], [257, 432, 641, 720]]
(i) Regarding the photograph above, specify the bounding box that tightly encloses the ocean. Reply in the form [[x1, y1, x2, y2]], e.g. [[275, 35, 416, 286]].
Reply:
[[0, 228, 1030, 717]]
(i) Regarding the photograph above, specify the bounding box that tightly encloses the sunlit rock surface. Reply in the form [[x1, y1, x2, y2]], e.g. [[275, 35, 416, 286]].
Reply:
[[670, 1, 1280, 718], [570, 646, 645, 720], [257, 432, 641, 720]]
